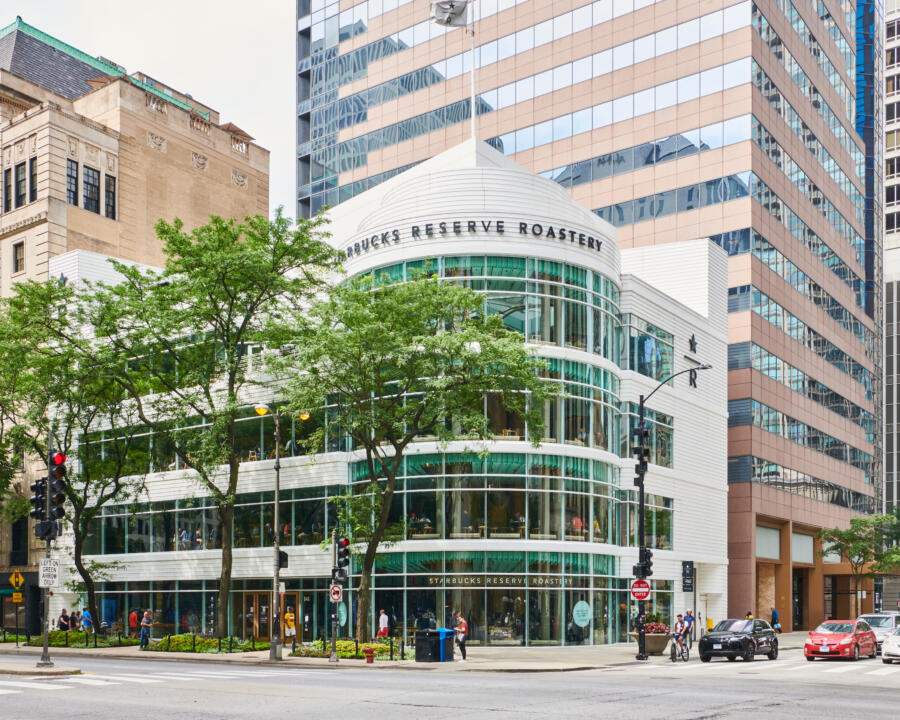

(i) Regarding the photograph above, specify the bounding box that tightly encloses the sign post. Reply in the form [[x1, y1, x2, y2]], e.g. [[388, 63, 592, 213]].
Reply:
[[9, 570, 24, 649]]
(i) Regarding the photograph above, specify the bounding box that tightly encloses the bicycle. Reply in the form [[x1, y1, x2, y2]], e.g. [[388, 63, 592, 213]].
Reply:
[[670, 634, 689, 662]]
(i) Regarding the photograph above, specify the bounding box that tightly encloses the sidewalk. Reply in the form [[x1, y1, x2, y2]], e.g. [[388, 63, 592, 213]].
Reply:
[[1, 631, 809, 673]]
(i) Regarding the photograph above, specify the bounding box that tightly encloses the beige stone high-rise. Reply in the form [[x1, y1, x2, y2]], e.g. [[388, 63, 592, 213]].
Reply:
[[0, 16, 268, 630], [297, 0, 882, 631], [0, 17, 269, 299]]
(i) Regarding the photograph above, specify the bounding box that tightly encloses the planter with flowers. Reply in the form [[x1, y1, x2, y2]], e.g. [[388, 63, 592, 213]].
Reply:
[[628, 620, 671, 655]]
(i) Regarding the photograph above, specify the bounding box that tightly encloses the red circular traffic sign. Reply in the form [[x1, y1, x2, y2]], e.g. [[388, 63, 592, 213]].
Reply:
[[329, 584, 343, 603], [630, 579, 651, 600]]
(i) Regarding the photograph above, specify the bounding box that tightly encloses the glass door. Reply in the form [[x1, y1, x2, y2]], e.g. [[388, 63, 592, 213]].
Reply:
[[241, 593, 271, 641]]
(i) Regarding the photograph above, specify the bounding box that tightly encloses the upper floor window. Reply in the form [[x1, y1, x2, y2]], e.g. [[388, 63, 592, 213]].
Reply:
[[83, 166, 100, 214], [105, 175, 117, 220], [2, 168, 9, 212], [14, 162, 26, 208], [66, 160, 78, 205], [29, 157, 37, 203], [12, 241, 24, 274]]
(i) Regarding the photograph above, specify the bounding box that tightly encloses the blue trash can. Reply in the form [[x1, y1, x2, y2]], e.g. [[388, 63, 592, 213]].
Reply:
[[437, 628, 455, 661]]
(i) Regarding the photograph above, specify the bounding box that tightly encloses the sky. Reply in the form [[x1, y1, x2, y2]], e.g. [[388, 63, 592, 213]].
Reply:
[[13, 0, 296, 218]]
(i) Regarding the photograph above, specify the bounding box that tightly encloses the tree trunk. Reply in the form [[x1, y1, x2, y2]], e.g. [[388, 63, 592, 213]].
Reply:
[[72, 528, 99, 640], [851, 575, 857, 619], [355, 552, 374, 644], [217, 502, 235, 637]]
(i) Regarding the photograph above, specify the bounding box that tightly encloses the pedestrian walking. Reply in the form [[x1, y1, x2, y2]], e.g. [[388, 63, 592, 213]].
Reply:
[[745, 610, 754, 619], [57, 608, 70, 631], [128, 608, 139, 638], [771, 606, 781, 633], [140, 610, 153, 649], [82, 608, 94, 634], [377, 609, 390, 638], [454, 610, 468, 662], [71, 610, 82, 631]]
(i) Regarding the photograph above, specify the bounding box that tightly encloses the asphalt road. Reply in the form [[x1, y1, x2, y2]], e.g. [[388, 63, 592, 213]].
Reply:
[[0, 648, 897, 719]]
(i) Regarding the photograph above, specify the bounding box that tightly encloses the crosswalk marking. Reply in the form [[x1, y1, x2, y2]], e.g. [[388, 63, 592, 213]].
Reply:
[[83, 674, 163, 684], [0, 680, 70, 691], [865, 667, 900, 676], [0, 689, 21, 695], [822, 665, 862, 673], [65, 678, 121, 686], [146, 674, 196, 681]]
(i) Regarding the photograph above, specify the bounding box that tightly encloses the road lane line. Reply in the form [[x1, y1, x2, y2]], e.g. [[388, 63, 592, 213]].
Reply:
[[865, 668, 900, 676], [0, 689, 22, 695]]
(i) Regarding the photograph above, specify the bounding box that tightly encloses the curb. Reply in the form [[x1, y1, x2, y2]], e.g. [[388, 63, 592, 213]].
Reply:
[[0, 664, 82, 676]]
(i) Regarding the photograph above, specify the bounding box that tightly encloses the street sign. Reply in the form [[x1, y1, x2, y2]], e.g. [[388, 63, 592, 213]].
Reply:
[[329, 583, 343, 603], [12, 592, 23, 603], [38, 558, 59, 588], [682, 560, 694, 593], [8, 570, 24, 590], [279, 582, 286, 594], [630, 578, 651, 600]]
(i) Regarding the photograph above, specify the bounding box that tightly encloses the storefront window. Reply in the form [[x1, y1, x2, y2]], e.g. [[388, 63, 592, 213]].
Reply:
[[487, 589, 525, 644]]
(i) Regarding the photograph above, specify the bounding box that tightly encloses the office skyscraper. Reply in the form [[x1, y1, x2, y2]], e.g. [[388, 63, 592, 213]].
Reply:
[[297, 1, 882, 627]]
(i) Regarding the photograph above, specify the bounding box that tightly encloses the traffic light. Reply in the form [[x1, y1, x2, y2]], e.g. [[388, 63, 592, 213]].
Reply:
[[30, 477, 47, 532], [640, 547, 654, 578], [48, 452, 67, 520], [278, 550, 288, 569], [336, 536, 350, 569]]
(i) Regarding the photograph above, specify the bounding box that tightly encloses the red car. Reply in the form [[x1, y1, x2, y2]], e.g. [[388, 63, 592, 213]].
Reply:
[[804, 620, 877, 661]]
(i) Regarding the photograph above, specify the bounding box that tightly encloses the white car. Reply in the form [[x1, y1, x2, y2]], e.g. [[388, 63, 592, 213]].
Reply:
[[882, 627, 900, 664], [857, 613, 900, 654]]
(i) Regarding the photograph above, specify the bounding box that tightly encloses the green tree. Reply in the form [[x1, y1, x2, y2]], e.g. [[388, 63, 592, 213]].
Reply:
[[0, 278, 148, 632], [78, 211, 339, 635], [278, 272, 555, 642], [817, 514, 900, 618]]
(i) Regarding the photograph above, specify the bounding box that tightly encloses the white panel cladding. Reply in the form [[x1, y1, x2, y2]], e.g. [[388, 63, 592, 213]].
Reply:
[[135, 453, 350, 504], [48, 248, 159, 287]]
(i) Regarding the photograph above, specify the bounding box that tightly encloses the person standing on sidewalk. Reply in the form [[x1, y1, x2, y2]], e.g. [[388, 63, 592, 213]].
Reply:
[[128, 608, 139, 638], [377, 609, 390, 638], [683, 609, 695, 649], [57, 608, 70, 631], [771, 606, 781, 633], [454, 610, 468, 662], [140, 610, 153, 650]]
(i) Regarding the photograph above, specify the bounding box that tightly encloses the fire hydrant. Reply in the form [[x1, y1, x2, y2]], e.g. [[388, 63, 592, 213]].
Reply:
[[363, 646, 375, 664]]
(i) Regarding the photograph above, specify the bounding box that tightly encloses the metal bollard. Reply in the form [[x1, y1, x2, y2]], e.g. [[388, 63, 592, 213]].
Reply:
[[167, 634, 171, 650], [192, 634, 196, 652], [292, 636, 296, 654], [401, 639, 405, 660], [355, 638, 358, 658], [218, 636, 222, 653], [229, 636, 233, 653], [390, 637, 394, 661], [251, 636, 255, 651], [65, 631, 68, 647]]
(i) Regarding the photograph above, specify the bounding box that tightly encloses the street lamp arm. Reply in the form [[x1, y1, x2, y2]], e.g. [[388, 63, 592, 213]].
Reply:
[[641, 363, 712, 406]]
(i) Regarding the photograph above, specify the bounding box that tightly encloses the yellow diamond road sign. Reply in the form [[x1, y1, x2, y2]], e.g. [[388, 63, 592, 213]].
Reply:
[[9, 570, 24, 590]]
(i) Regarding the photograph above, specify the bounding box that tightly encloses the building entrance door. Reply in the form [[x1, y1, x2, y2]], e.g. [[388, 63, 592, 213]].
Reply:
[[792, 573, 804, 630], [242, 593, 271, 641]]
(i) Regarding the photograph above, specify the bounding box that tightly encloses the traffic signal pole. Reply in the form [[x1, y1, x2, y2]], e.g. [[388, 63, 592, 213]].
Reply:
[[37, 435, 54, 668], [330, 529, 338, 663], [635, 395, 648, 662], [270, 409, 282, 661]]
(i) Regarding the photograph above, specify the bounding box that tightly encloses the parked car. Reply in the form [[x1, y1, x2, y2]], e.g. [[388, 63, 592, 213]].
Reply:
[[804, 620, 877, 661], [881, 627, 900, 664], [698, 618, 778, 662], [856, 613, 900, 654]]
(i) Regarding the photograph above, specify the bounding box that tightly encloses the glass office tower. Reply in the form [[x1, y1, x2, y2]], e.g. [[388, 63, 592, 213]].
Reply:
[[297, 0, 882, 629]]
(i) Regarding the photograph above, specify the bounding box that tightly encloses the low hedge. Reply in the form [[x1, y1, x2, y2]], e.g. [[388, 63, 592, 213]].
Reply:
[[144, 633, 269, 654], [25, 631, 140, 648], [290, 638, 396, 660], [0, 634, 27, 643]]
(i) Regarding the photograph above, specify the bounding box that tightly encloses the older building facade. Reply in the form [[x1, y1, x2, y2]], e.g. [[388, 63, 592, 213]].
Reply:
[[0, 16, 269, 634], [296, 0, 881, 630]]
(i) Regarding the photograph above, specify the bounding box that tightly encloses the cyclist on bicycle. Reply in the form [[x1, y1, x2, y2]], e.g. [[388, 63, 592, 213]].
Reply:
[[673, 613, 687, 651]]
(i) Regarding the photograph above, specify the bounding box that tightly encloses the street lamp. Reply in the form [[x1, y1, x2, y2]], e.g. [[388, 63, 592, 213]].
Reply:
[[633, 363, 711, 661], [254, 403, 282, 661]]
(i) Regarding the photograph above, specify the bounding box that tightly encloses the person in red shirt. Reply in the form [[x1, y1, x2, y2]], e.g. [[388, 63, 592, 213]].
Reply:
[[128, 608, 139, 638], [454, 611, 469, 662]]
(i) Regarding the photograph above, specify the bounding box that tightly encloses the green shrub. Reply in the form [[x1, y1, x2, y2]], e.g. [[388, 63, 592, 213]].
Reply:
[[290, 638, 394, 660], [144, 634, 269, 654], [0, 634, 27, 643], [24, 631, 139, 648]]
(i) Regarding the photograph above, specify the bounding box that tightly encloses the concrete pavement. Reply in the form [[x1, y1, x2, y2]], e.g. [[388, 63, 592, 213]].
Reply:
[[0, 631, 809, 673]]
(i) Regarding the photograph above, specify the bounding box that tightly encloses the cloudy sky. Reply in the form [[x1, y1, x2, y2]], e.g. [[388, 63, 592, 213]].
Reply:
[[15, 0, 296, 217]]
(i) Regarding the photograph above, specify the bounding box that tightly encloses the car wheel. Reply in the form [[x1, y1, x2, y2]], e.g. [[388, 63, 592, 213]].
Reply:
[[727, 655, 737, 662], [852, 645, 859, 661], [806, 656, 815, 662], [883, 658, 892, 664], [743, 644, 754, 662], [767, 641, 778, 660], [700, 654, 711, 663]]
